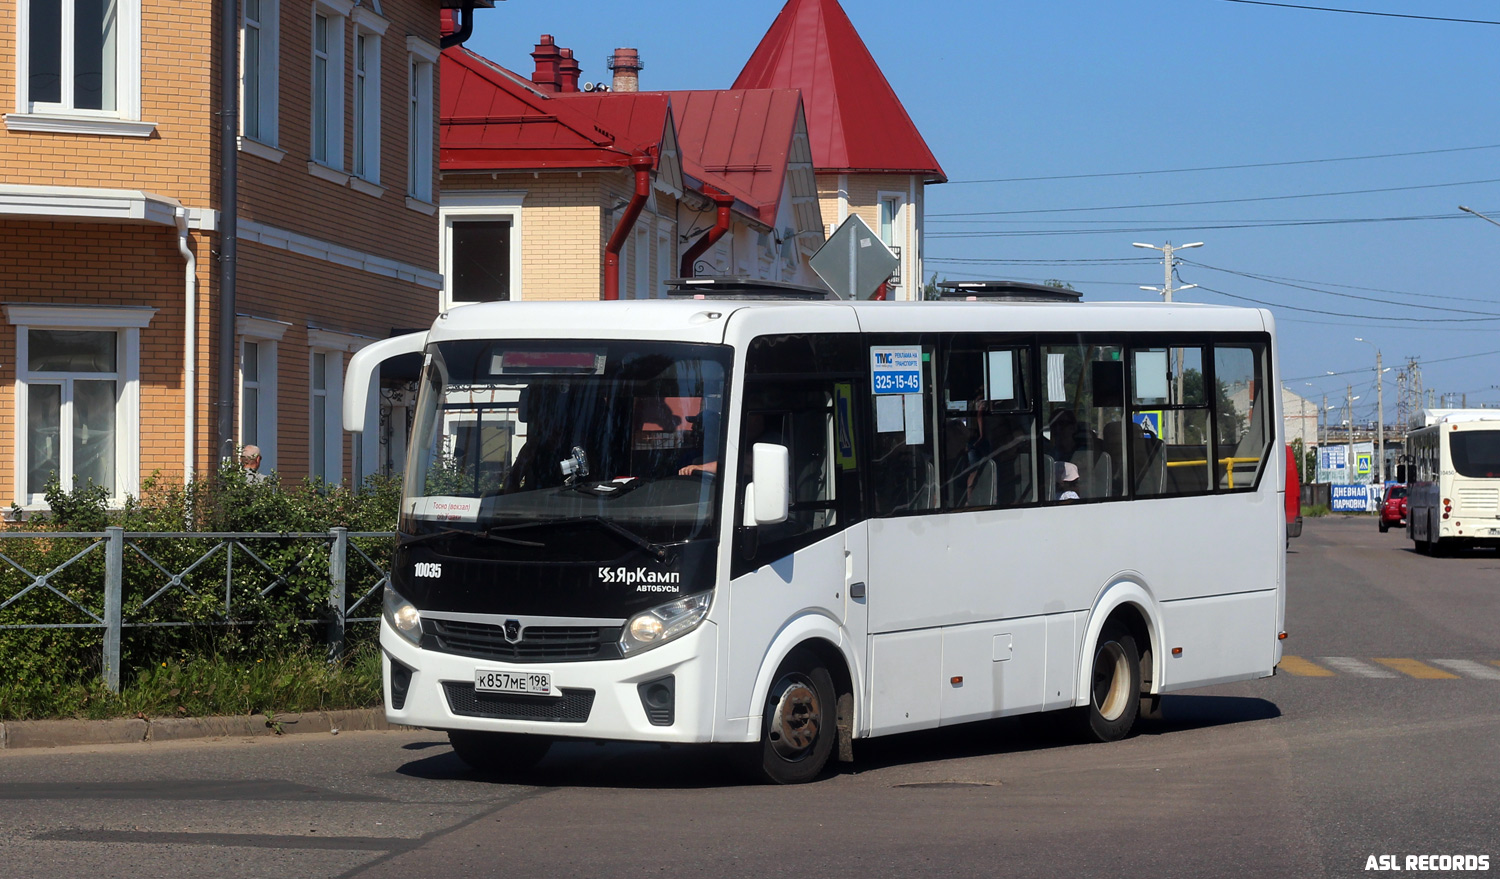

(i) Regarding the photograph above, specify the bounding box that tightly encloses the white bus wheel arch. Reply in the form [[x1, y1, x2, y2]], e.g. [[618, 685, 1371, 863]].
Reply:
[[1076, 584, 1161, 720], [744, 621, 857, 758]]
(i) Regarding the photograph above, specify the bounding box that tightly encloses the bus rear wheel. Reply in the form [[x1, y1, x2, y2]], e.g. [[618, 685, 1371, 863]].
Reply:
[[447, 730, 552, 777], [745, 649, 836, 785], [1081, 622, 1141, 743]]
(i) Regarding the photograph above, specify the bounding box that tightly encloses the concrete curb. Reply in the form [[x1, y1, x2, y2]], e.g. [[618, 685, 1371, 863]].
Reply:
[[0, 708, 404, 750]]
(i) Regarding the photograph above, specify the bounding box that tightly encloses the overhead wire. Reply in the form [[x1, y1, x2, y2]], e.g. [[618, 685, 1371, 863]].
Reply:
[[947, 143, 1500, 185], [1211, 0, 1500, 26]]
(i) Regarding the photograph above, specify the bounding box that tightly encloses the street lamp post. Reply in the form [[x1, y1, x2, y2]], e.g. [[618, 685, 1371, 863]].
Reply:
[[1354, 337, 1386, 486], [1134, 241, 1203, 442]]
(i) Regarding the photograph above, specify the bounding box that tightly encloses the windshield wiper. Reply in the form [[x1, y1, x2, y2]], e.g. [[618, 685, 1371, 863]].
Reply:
[[399, 528, 544, 549], [576, 516, 670, 561]]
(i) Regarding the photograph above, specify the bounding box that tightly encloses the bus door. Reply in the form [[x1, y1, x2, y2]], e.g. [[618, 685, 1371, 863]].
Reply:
[[724, 332, 868, 724]]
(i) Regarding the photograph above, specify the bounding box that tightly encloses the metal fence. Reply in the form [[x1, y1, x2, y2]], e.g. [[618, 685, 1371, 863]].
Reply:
[[0, 528, 395, 692]]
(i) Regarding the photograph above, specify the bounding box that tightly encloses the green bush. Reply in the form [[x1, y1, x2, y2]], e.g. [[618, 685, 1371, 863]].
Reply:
[[1301, 504, 1331, 518], [0, 464, 399, 720]]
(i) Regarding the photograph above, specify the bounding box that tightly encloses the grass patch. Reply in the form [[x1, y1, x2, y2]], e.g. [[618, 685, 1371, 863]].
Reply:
[[0, 645, 382, 722], [1301, 504, 1331, 518]]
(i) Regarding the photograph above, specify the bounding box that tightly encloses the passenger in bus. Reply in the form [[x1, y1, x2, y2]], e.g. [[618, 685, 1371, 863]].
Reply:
[[944, 415, 996, 507], [1056, 461, 1082, 502], [505, 382, 578, 492]]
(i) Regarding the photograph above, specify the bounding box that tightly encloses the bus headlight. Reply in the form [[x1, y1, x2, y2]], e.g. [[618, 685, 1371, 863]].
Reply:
[[383, 585, 423, 646], [620, 592, 711, 655]]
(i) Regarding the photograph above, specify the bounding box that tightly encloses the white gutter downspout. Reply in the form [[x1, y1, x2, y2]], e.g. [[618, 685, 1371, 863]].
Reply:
[[174, 208, 196, 487]]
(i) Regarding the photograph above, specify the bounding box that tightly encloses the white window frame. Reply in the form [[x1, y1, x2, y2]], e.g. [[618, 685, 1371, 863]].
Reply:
[[6, 305, 155, 509], [8, 0, 150, 136], [350, 7, 387, 192], [656, 221, 672, 299], [633, 224, 651, 299], [406, 37, 439, 208], [310, 0, 351, 172], [237, 316, 289, 472], [239, 0, 280, 152], [878, 191, 906, 292], [439, 192, 524, 310], [307, 329, 369, 484]]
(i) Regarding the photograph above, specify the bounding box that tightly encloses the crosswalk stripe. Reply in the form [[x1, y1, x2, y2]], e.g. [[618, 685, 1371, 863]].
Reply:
[[1431, 659, 1500, 681], [1278, 656, 1335, 677], [1319, 656, 1398, 678], [1373, 658, 1460, 679]]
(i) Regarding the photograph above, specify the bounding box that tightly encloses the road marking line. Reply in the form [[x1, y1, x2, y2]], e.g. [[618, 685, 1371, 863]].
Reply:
[[1431, 659, 1500, 681], [1319, 656, 1398, 678], [1278, 656, 1335, 677], [1373, 658, 1460, 679]]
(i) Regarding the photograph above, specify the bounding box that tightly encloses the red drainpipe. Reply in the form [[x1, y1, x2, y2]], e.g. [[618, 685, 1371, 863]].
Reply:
[[680, 186, 736, 277], [604, 154, 656, 300]]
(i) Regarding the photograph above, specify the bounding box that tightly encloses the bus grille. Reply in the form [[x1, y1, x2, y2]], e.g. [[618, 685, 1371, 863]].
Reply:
[[425, 620, 623, 662], [442, 683, 595, 723], [1457, 489, 1498, 515]]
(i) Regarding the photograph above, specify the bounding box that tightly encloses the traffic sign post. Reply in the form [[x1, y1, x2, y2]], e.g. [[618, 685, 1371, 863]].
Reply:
[[810, 214, 900, 301]]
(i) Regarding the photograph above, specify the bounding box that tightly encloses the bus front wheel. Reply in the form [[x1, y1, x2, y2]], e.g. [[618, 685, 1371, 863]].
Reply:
[[447, 730, 552, 777], [745, 649, 836, 784], [1081, 622, 1141, 743]]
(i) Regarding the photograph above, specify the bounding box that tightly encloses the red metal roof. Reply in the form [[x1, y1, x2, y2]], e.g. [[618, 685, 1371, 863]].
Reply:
[[440, 47, 670, 171], [732, 0, 945, 182], [662, 89, 804, 226]]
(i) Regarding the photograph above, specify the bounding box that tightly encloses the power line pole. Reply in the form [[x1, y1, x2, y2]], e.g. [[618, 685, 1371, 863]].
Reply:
[[1356, 338, 1384, 485], [1133, 241, 1203, 442]]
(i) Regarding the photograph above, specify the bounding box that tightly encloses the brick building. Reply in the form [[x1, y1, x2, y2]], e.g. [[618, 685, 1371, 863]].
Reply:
[[1, 0, 484, 510]]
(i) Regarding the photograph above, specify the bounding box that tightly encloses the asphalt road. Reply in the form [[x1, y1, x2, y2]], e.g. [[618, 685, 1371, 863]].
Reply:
[[2, 516, 1497, 879]]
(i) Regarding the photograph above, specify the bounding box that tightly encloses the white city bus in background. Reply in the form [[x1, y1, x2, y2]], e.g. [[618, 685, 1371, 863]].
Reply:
[[344, 284, 1287, 783], [1405, 410, 1500, 555]]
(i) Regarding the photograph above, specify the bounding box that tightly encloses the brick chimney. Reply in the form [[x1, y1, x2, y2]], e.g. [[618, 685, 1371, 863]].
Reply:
[[531, 35, 563, 93], [558, 48, 581, 93], [608, 48, 641, 93]]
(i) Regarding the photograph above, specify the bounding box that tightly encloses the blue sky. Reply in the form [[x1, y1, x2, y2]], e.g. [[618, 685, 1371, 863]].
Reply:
[[462, 0, 1500, 421]]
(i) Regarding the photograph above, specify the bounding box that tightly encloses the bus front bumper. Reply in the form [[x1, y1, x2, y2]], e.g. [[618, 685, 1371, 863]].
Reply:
[[379, 619, 719, 744]]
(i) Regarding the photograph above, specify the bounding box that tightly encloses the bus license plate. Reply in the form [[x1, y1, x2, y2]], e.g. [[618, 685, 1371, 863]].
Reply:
[[474, 669, 553, 696]]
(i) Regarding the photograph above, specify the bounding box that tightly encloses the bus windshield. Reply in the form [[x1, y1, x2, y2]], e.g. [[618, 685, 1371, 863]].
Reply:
[[403, 340, 731, 553], [1450, 430, 1500, 479]]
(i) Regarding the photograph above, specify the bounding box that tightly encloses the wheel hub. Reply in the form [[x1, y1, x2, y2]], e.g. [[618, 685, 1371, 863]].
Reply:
[[1092, 641, 1130, 722], [769, 679, 821, 760]]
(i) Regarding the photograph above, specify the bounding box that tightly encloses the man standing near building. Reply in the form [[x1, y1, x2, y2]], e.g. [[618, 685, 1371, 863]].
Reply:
[[241, 445, 269, 483]]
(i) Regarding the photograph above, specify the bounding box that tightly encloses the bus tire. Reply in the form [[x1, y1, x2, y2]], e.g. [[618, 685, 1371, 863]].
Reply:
[[1081, 621, 1141, 743], [746, 648, 836, 785], [1379, 520, 1389, 533], [447, 730, 552, 777]]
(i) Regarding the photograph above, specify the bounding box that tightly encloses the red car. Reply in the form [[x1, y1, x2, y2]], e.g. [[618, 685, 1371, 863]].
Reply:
[[1378, 484, 1407, 533]]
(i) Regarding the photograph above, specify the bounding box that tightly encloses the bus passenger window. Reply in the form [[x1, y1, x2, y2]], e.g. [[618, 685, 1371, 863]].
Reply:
[[939, 345, 1036, 508], [1214, 344, 1270, 490], [1041, 342, 1123, 501], [1129, 346, 1210, 496], [870, 343, 938, 515]]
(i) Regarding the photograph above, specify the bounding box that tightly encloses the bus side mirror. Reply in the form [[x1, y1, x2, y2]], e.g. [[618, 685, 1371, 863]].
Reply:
[[743, 443, 790, 526], [342, 332, 427, 432]]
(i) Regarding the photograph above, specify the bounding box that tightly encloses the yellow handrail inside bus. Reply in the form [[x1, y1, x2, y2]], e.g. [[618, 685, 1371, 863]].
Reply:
[[1163, 456, 1262, 488]]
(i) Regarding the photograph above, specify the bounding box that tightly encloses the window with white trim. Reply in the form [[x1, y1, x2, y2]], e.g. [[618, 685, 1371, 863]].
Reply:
[[311, 0, 348, 169], [440, 194, 523, 309], [632, 224, 651, 299], [351, 8, 386, 184], [17, 0, 141, 118], [406, 37, 438, 203], [309, 349, 344, 482], [241, 0, 279, 145], [239, 340, 278, 470], [878, 192, 906, 291], [7, 305, 153, 508]]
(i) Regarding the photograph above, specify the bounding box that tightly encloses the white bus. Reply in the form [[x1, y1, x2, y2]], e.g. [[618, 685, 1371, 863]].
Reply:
[[344, 292, 1287, 783], [1405, 410, 1500, 555]]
